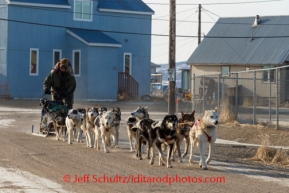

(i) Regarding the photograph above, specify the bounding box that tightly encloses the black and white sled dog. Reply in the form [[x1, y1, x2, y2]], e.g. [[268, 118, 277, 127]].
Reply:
[[112, 107, 121, 148], [131, 118, 155, 160], [150, 114, 178, 168], [66, 109, 83, 144], [84, 107, 99, 148], [50, 110, 67, 142], [126, 106, 150, 152], [95, 109, 117, 153]]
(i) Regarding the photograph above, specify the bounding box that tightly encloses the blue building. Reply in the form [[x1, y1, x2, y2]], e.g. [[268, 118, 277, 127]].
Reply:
[[0, 0, 154, 100]]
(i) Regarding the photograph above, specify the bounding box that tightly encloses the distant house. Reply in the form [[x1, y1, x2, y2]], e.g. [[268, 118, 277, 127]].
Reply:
[[0, 0, 154, 100], [186, 15, 289, 101], [151, 62, 161, 74], [150, 62, 162, 96]]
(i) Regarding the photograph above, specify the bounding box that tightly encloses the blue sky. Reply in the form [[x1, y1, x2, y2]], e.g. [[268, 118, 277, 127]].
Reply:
[[143, 0, 289, 64]]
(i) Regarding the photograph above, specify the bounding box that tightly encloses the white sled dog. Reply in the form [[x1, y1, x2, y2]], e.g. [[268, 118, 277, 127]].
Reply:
[[189, 107, 218, 170]]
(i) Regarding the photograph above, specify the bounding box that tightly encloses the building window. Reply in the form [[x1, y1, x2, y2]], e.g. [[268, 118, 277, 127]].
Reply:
[[124, 53, 132, 75], [221, 66, 230, 76], [263, 66, 275, 82], [74, 0, 92, 21], [53, 49, 62, 67], [30, 48, 39, 76], [73, 50, 81, 76]]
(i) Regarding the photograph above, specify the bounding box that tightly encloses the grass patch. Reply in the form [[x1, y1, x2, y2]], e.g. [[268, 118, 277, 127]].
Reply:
[[252, 134, 289, 166], [219, 97, 237, 123]]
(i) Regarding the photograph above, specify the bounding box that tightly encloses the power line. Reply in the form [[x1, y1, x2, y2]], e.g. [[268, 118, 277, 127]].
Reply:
[[0, 3, 198, 22], [202, 8, 220, 18], [87, 0, 285, 5], [152, 9, 198, 40], [143, 0, 284, 5], [2, 3, 289, 25], [1, 18, 289, 38], [153, 7, 198, 19]]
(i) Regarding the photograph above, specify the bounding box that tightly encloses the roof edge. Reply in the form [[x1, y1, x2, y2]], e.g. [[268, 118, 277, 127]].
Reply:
[[99, 8, 154, 15], [66, 29, 122, 48], [6, 0, 71, 9]]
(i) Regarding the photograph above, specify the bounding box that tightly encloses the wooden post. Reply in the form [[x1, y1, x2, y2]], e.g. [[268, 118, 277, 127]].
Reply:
[[168, 0, 176, 114], [198, 4, 202, 45]]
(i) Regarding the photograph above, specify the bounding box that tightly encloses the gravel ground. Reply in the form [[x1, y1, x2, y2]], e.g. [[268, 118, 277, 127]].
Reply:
[[0, 99, 289, 192]]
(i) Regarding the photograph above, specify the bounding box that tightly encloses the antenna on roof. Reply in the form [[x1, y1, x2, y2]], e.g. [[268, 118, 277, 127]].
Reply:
[[252, 15, 261, 27]]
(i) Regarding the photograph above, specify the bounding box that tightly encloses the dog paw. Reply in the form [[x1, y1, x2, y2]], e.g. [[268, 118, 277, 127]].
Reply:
[[202, 166, 208, 170], [146, 156, 150, 159], [189, 159, 193, 164], [178, 158, 183, 163], [149, 161, 154, 165], [105, 150, 109, 153], [171, 158, 175, 161], [138, 157, 143, 160], [206, 160, 211, 164], [181, 154, 187, 159], [115, 145, 120, 148], [167, 165, 173, 168]]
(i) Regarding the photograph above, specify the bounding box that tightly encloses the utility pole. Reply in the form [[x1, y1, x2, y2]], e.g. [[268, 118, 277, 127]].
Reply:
[[168, 0, 176, 114], [198, 4, 202, 45]]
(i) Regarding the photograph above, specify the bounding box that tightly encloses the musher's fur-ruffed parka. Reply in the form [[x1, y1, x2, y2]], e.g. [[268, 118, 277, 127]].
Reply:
[[43, 58, 76, 108]]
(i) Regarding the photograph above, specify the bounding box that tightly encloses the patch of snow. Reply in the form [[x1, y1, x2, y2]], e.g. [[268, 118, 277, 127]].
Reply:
[[0, 166, 70, 193], [0, 119, 15, 127]]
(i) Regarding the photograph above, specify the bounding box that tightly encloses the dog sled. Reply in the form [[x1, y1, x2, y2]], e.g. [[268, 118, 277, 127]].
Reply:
[[32, 94, 68, 137]]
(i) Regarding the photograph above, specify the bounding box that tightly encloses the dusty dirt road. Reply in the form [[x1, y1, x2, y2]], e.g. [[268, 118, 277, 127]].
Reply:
[[0, 99, 288, 193]]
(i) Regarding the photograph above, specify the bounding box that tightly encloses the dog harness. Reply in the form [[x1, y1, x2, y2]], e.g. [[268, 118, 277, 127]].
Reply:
[[194, 120, 212, 142], [87, 119, 94, 127], [163, 131, 170, 141]]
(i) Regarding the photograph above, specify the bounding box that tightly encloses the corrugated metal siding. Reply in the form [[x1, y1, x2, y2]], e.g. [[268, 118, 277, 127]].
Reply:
[[98, 0, 154, 13], [87, 47, 119, 99], [4, 0, 152, 99], [0, 3, 8, 83], [187, 16, 289, 65], [66, 34, 88, 99], [9, 0, 70, 6], [7, 22, 67, 98]]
